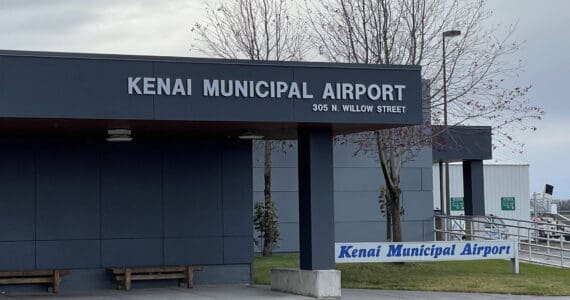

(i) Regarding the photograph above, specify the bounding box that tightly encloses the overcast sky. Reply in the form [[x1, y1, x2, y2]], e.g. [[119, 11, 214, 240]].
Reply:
[[1, 0, 568, 199]]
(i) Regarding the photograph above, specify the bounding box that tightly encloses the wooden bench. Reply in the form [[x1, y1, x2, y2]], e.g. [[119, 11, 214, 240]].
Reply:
[[0, 270, 71, 293], [110, 266, 203, 291]]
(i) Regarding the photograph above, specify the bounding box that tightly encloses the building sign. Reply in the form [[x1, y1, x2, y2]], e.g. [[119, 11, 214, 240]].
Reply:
[[450, 197, 464, 211], [335, 240, 519, 273], [501, 197, 516, 211], [0, 53, 422, 126], [126, 73, 418, 122]]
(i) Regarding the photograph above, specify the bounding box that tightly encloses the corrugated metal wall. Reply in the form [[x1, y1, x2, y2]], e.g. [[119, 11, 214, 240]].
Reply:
[[433, 164, 530, 220]]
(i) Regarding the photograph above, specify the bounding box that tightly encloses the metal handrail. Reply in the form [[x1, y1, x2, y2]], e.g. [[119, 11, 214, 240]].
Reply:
[[434, 214, 570, 268]]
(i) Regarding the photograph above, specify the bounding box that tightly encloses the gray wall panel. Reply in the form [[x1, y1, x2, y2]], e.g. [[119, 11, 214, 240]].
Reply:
[[253, 167, 297, 192], [422, 167, 433, 191], [163, 144, 223, 238], [102, 239, 163, 267], [335, 222, 386, 242], [268, 222, 299, 253], [252, 141, 298, 168], [36, 240, 100, 269], [333, 143, 378, 168], [402, 220, 433, 241], [402, 148, 433, 168], [35, 145, 100, 240], [401, 191, 434, 220], [399, 168, 422, 191], [0, 242, 35, 270], [253, 141, 434, 251], [254, 191, 298, 223], [223, 141, 253, 237], [101, 145, 162, 239], [334, 167, 382, 192], [0, 146, 35, 241], [223, 236, 253, 264], [334, 192, 382, 222], [164, 237, 223, 265]]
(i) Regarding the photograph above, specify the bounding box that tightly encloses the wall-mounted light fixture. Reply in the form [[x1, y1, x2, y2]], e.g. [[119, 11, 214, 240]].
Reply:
[[238, 131, 264, 140], [106, 129, 133, 142]]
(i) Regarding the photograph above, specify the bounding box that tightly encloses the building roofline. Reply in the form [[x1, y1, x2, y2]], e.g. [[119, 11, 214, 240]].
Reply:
[[0, 49, 421, 71]]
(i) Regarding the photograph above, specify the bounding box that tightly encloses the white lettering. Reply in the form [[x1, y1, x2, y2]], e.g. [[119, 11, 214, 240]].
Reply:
[[204, 79, 219, 96], [186, 79, 192, 96], [143, 77, 156, 95], [322, 83, 335, 100], [235, 80, 248, 97], [367, 84, 381, 100], [220, 80, 233, 97], [355, 84, 366, 100], [302, 82, 313, 99], [276, 81, 288, 98], [382, 84, 394, 101], [255, 81, 269, 98], [157, 78, 170, 95], [395, 84, 405, 101], [172, 78, 186, 95], [288, 82, 301, 99], [128, 77, 142, 95]]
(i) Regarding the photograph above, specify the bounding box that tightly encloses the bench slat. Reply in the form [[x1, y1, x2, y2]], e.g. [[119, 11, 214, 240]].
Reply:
[[115, 273, 186, 281], [111, 266, 202, 274], [0, 277, 53, 284], [0, 270, 71, 277]]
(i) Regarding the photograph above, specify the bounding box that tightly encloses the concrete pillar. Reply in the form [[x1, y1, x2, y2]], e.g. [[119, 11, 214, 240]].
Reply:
[[463, 160, 485, 216], [297, 127, 335, 270]]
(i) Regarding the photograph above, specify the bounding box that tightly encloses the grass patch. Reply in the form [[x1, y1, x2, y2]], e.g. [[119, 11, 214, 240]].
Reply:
[[254, 253, 570, 296]]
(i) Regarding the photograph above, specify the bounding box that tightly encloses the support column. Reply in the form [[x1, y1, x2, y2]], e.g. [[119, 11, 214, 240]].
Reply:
[[297, 127, 335, 270], [271, 127, 340, 298], [463, 160, 485, 216]]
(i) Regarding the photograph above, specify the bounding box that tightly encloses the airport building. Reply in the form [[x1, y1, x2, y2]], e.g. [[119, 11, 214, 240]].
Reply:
[[0, 50, 491, 292]]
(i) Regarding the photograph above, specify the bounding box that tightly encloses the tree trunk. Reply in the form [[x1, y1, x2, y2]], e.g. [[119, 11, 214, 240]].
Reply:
[[386, 209, 392, 242], [388, 189, 402, 242], [375, 131, 404, 243], [262, 140, 272, 256]]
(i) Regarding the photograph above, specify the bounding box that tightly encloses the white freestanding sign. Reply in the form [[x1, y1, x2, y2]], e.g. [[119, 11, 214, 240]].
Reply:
[[335, 240, 519, 274]]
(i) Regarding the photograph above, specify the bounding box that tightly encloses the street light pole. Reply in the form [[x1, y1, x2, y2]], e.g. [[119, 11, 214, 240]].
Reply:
[[442, 30, 461, 216]]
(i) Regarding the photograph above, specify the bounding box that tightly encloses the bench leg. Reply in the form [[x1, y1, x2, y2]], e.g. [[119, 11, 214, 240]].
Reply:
[[186, 266, 194, 289], [53, 270, 61, 294], [124, 269, 131, 291]]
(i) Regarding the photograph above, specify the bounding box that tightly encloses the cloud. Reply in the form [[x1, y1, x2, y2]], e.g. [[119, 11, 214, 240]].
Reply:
[[0, 0, 204, 56]]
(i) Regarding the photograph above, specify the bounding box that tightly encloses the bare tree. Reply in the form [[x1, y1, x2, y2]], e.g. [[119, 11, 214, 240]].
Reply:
[[192, 0, 307, 255], [307, 0, 544, 242]]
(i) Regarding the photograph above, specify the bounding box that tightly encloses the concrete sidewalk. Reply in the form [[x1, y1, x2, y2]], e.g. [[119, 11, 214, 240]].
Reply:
[[2, 285, 569, 300]]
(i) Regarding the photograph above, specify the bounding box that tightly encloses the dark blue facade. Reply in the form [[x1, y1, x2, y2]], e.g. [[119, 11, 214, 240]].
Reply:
[[0, 138, 253, 289]]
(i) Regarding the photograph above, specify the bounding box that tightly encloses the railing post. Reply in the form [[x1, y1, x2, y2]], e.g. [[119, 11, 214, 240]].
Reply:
[[547, 232, 551, 255], [560, 234, 564, 268], [517, 221, 520, 242], [528, 228, 532, 262], [511, 240, 520, 274]]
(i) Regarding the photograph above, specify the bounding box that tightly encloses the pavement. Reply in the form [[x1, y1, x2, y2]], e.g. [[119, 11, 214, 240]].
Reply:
[[1, 285, 569, 300]]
